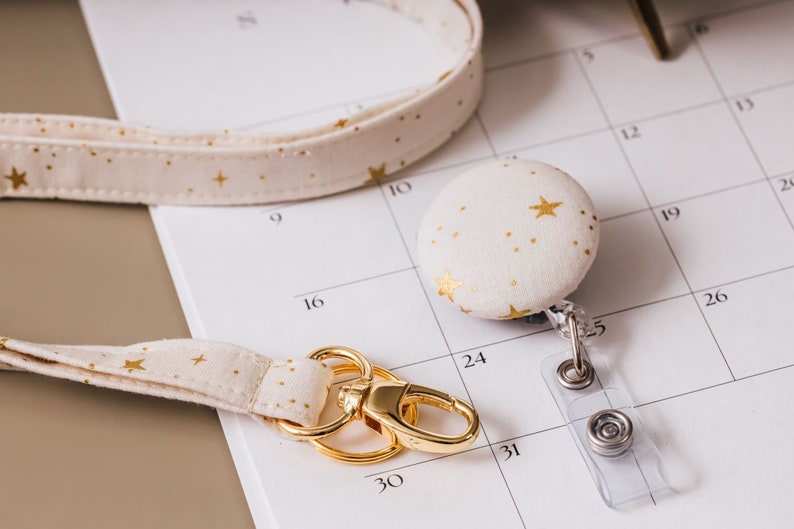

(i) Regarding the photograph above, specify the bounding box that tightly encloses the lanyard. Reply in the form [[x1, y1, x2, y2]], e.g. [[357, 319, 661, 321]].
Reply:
[[0, 0, 482, 206], [0, 0, 483, 462]]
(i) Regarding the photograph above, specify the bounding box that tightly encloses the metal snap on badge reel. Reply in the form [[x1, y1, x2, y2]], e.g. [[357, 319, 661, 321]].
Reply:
[[587, 409, 633, 457], [540, 302, 671, 507]]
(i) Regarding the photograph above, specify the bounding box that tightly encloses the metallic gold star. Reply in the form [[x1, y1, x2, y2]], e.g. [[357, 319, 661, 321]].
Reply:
[[365, 163, 386, 184], [434, 269, 463, 302], [4, 167, 27, 190], [529, 196, 563, 218], [123, 359, 146, 372], [213, 171, 229, 187], [499, 305, 533, 319], [0, 338, 7, 350], [459, 306, 472, 314], [334, 118, 348, 128], [191, 354, 207, 366]]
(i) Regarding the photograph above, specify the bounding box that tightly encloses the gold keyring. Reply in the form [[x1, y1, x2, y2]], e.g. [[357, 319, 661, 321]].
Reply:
[[276, 346, 374, 440], [309, 363, 418, 464]]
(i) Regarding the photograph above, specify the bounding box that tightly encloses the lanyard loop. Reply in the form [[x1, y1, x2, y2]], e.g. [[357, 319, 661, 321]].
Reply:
[[0, 0, 483, 206]]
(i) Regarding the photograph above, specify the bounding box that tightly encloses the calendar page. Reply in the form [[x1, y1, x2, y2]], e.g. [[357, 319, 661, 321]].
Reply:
[[80, 1, 794, 527]]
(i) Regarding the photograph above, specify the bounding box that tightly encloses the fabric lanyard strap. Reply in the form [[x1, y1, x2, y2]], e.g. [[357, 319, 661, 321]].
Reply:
[[0, 0, 484, 434], [0, 0, 482, 206], [0, 337, 332, 427]]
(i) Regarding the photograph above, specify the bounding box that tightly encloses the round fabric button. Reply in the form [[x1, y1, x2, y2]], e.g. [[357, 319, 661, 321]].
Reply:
[[417, 160, 599, 319]]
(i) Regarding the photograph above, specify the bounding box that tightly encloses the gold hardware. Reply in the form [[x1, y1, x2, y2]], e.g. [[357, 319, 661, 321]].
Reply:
[[276, 346, 480, 464], [309, 363, 418, 464]]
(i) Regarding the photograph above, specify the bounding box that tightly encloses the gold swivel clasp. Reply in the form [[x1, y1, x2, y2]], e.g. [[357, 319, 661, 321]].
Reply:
[[276, 346, 480, 464]]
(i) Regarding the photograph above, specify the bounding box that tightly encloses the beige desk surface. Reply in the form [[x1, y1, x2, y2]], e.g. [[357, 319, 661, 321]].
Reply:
[[0, 2, 254, 527]]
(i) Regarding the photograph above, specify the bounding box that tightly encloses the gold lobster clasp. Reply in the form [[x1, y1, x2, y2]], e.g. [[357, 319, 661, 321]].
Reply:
[[276, 346, 480, 464]]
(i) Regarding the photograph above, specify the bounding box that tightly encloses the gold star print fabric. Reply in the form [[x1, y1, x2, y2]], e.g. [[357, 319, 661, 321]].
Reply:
[[0, 337, 333, 427], [0, 1, 484, 206], [417, 160, 599, 319]]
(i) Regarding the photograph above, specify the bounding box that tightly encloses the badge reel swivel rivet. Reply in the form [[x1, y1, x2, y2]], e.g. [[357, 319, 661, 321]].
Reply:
[[416, 159, 670, 506], [554, 309, 633, 457]]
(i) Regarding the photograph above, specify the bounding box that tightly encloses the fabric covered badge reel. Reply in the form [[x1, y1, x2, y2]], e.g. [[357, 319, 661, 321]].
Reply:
[[417, 159, 670, 506]]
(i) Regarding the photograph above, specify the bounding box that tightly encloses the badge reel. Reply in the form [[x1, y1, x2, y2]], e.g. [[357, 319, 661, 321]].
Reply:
[[417, 159, 670, 506]]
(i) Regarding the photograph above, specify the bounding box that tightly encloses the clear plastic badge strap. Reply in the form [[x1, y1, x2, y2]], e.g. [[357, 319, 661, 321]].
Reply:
[[541, 302, 670, 507]]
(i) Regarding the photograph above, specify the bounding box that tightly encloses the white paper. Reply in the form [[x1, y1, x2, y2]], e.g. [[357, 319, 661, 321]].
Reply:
[[80, 1, 794, 527]]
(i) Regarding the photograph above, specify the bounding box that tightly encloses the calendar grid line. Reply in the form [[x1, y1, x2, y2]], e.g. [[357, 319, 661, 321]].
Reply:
[[648, 179, 768, 210], [636, 361, 794, 409], [772, 170, 794, 180], [725, 76, 794, 100], [696, 0, 792, 22], [690, 263, 794, 296], [452, 326, 555, 355], [484, 24, 672, 74], [237, 84, 420, 131], [635, 379, 734, 409], [362, 443, 491, 479], [376, 138, 528, 528], [292, 266, 416, 298], [610, 99, 729, 130], [364, 423, 578, 479], [498, 127, 610, 158], [473, 111, 499, 160], [687, 24, 794, 236], [398, 152, 495, 179], [608, 71, 794, 126]]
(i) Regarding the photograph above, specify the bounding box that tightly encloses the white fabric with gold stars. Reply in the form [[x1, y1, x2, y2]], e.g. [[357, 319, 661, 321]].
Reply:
[[417, 160, 599, 320], [0, 336, 332, 427], [0, 0, 482, 206]]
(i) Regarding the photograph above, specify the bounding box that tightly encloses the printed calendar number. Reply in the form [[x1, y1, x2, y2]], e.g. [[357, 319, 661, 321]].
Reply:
[[694, 22, 709, 35], [374, 474, 404, 494], [581, 49, 594, 63], [303, 295, 325, 311], [780, 177, 794, 192], [269, 212, 283, 225], [586, 319, 607, 337], [388, 181, 413, 196], [500, 443, 521, 461], [461, 352, 487, 368], [237, 10, 257, 29], [660, 206, 680, 221], [620, 126, 641, 141], [703, 289, 728, 306], [735, 97, 755, 112]]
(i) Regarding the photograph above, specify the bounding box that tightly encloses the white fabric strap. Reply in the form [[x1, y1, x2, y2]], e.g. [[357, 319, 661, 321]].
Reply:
[[0, 337, 333, 427], [0, 0, 483, 205]]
